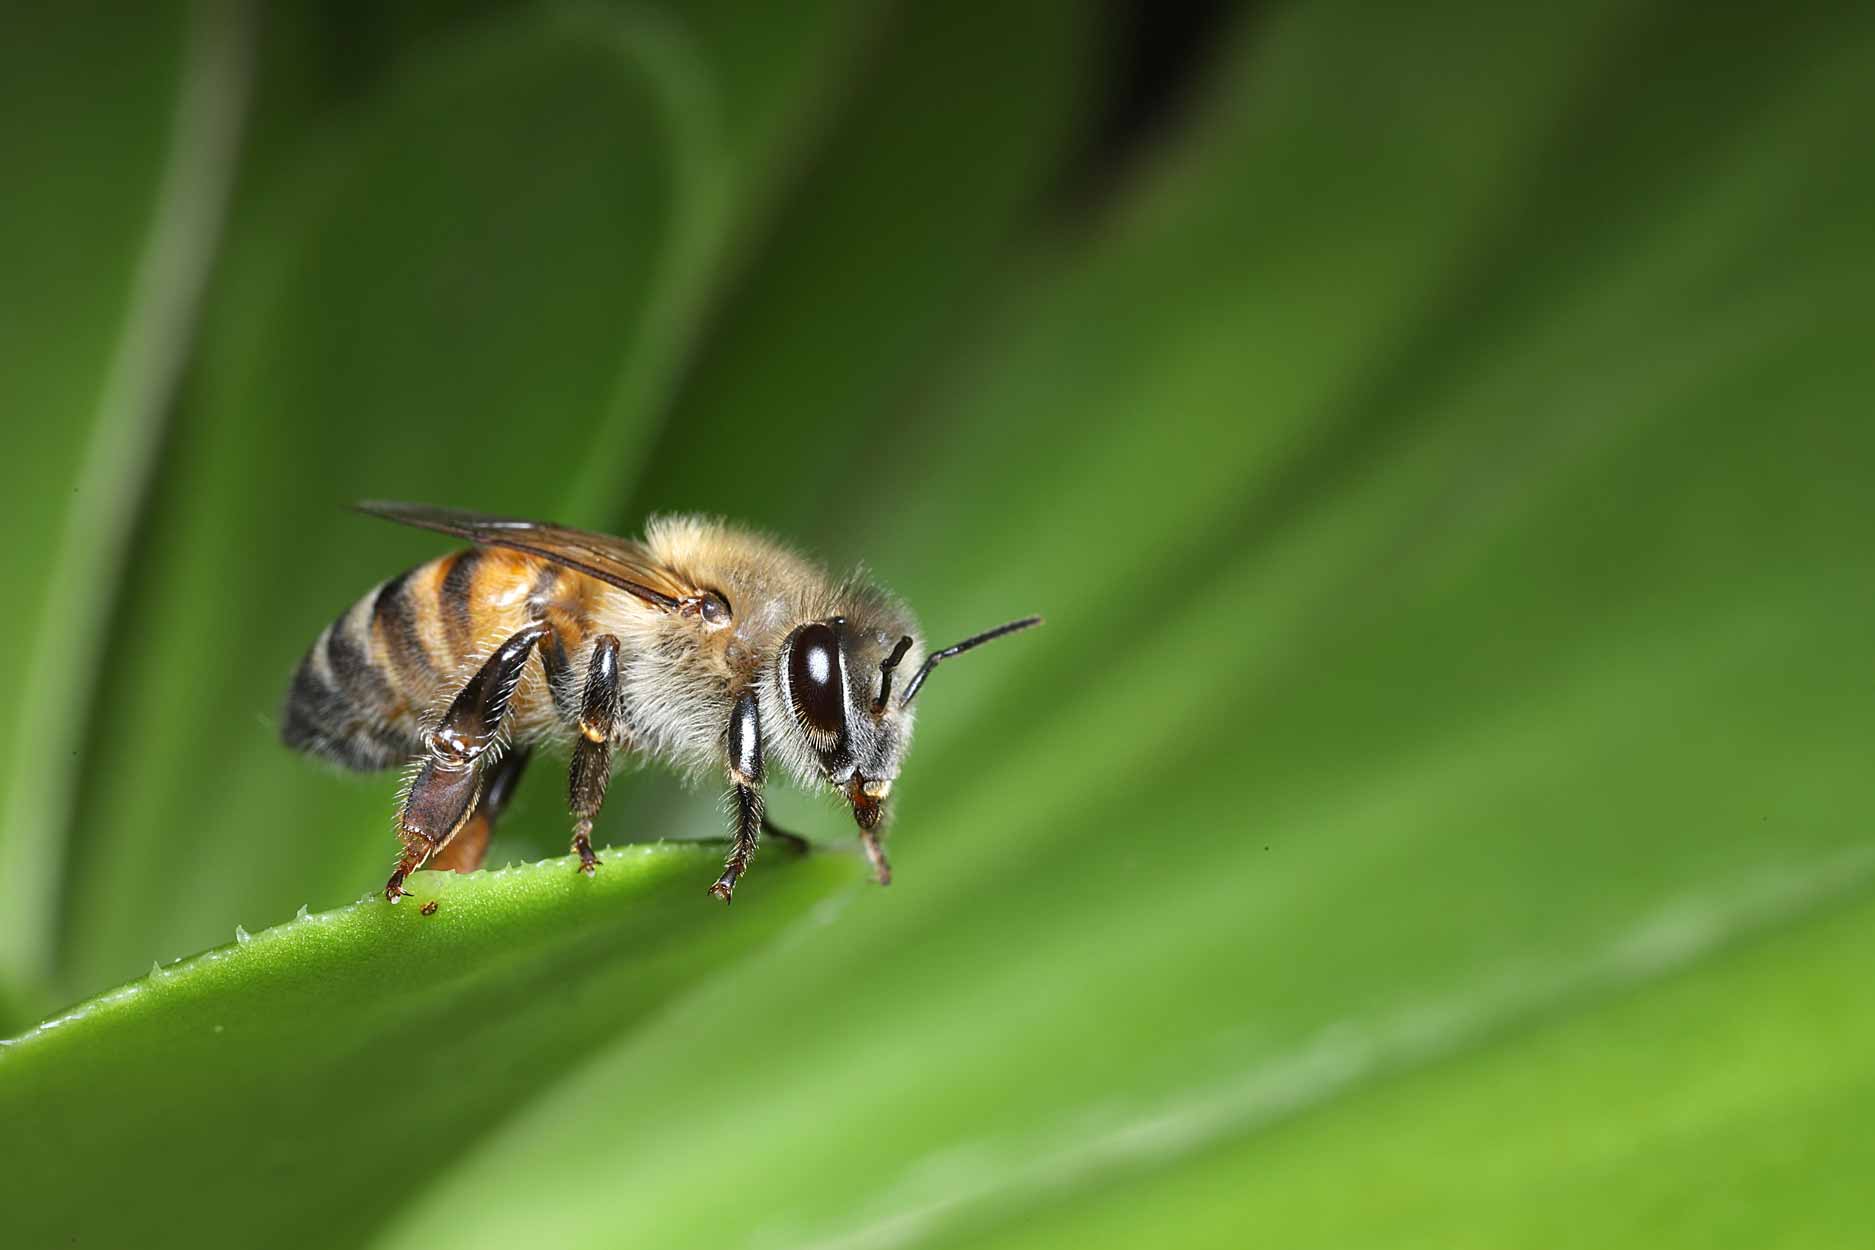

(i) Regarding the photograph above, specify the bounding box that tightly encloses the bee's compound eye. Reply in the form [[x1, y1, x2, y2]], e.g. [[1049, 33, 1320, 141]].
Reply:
[[788, 622, 845, 735], [699, 591, 730, 625]]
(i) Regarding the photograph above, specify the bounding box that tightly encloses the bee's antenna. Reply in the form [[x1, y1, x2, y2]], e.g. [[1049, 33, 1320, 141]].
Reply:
[[873, 635, 915, 713], [898, 616, 1043, 708]]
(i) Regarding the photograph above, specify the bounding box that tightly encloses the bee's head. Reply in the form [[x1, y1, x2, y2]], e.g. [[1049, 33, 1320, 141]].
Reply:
[[769, 611, 1043, 835], [774, 615, 918, 830]]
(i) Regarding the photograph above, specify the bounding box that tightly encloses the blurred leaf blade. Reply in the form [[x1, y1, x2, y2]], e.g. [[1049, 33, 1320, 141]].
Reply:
[[0, 0, 252, 1022], [624, 0, 1099, 527], [557, 0, 902, 519], [951, 868, 1875, 1250]]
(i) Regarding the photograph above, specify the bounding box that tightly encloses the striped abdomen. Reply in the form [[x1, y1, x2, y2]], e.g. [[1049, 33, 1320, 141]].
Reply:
[[281, 548, 582, 771]]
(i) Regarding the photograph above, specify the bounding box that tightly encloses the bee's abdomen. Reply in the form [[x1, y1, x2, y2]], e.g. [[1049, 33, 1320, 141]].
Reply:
[[281, 552, 473, 771]]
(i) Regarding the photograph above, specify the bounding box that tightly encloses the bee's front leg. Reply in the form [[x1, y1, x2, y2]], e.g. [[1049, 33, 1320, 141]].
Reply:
[[709, 690, 764, 904], [386, 622, 549, 902]]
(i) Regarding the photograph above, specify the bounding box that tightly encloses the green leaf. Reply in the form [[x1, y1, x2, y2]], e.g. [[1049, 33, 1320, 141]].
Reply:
[[0, 846, 850, 1249]]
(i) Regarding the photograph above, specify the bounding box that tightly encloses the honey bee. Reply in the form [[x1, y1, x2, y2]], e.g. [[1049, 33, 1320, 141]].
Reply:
[[282, 504, 1040, 905]]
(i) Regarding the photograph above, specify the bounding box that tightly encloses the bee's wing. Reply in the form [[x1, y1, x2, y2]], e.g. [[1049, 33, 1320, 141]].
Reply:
[[356, 501, 695, 610]]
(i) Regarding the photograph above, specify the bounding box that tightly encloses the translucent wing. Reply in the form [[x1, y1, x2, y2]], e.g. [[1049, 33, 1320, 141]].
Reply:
[[356, 501, 694, 610]]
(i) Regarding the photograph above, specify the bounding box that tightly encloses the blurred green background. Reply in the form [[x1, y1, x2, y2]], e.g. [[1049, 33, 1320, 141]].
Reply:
[[3, 1, 1873, 1246]]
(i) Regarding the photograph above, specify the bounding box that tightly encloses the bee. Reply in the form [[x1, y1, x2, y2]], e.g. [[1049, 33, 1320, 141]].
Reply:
[[282, 503, 1040, 905]]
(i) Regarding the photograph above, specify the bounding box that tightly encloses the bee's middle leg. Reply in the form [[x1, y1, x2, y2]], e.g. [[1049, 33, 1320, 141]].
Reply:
[[759, 816, 810, 855], [386, 622, 549, 902], [710, 690, 765, 904], [566, 634, 622, 875]]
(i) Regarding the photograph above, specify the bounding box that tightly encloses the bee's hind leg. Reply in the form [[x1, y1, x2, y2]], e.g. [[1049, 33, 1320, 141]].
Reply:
[[566, 635, 622, 875], [427, 747, 531, 874], [385, 623, 550, 903]]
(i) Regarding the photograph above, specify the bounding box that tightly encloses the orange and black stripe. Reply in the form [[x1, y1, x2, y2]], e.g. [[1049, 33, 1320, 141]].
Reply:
[[371, 570, 438, 692], [283, 559, 450, 770], [282, 546, 599, 772], [436, 548, 481, 655]]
